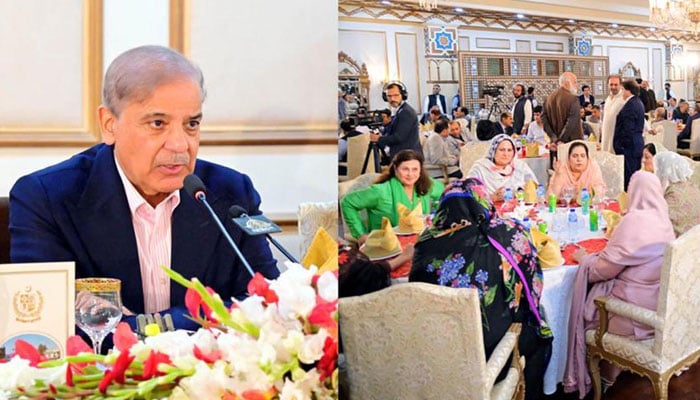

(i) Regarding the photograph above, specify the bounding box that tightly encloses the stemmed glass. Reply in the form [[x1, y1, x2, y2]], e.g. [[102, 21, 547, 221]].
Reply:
[[562, 187, 575, 209], [75, 278, 123, 355]]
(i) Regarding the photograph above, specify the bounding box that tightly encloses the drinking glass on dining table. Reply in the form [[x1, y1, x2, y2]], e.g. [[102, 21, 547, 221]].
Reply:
[[75, 278, 123, 354], [561, 187, 575, 209]]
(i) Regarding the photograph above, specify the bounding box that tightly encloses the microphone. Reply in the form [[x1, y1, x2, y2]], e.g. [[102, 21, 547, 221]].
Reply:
[[228, 205, 299, 264], [183, 174, 255, 278]]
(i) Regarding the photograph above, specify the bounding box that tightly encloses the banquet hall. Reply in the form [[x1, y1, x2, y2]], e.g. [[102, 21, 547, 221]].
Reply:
[[338, 1, 700, 399]]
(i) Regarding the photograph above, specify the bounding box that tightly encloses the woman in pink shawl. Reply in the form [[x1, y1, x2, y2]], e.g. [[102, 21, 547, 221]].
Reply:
[[563, 171, 675, 398], [547, 141, 606, 200]]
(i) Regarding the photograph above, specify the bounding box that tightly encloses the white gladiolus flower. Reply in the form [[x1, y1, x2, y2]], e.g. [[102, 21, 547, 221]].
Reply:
[[298, 331, 328, 364], [0, 357, 34, 390], [237, 295, 266, 324], [317, 271, 338, 302], [178, 361, 231, 400]]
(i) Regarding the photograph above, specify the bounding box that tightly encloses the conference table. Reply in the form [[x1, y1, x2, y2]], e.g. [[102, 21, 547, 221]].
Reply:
[[390, 202, 612, 395]]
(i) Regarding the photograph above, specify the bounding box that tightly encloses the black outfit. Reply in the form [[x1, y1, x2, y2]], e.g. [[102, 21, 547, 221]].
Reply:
[[638, 87, 651, 112], [338, 243, 391, 298], [578, 94, 595, 106], [492, 122, 514, 136], [376, 102, 421, 156], [410, 178, 552, 400], [614, 96, 645, 191], [672, 108, 690, 125], [427, 93, 447, 114], [677, 113, 700, 149], [647, 89, 657, 111], [512, 96, 529, 135]]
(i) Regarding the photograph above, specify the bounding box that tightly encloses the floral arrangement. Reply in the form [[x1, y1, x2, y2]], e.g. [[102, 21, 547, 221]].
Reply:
[[0, 263, 338, 400]]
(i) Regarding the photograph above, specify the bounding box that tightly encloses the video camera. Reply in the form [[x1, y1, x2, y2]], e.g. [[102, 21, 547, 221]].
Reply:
[[349, 109, 385, 130], [482, 85, 505, 97]]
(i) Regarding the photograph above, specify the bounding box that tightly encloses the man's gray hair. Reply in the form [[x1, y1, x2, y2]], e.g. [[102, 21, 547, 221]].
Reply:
[[102, 45, 206, 115]]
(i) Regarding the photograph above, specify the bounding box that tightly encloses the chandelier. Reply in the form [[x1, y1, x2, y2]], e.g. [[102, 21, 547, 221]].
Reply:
[[419, 0, 438, 10], [649, 0, 700, 32]]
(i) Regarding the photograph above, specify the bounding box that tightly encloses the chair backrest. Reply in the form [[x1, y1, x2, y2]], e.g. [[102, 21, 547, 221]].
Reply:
[[588, 121, 601, 137], [661, 120, 678, 152], [340, 283, 489, 400], [460, 141, 491, 176], [0, 197, 8, 264], [645, 122, 666, 151], [654, 224, 700, 367], [338, 172, 381, 241], [686, 158, 700, 192], [344, 133, 374, 181], [297, 201, 338, 257], [689, 119, 700, 156], [557, 140, 597, 161], [592, 152, 624, 197]]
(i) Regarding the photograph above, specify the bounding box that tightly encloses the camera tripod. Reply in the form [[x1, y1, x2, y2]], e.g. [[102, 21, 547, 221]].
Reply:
[[486, 96, 508, 122], [361, 141, 385, 174]]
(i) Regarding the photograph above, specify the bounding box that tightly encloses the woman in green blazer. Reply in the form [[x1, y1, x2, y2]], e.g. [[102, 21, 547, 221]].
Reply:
[[341, 150, 444, 242]]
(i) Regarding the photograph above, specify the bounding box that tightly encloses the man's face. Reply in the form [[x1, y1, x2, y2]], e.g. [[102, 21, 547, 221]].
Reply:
[[381, 113, 391, 125], [608, 77, 621, 95], [513, 86, 523, 98], [579, 108, 586, 117], [502, 115, 513, 127], [670, 98, 677, 107], [583, 87, 590, 95], [454, 108, 465, 118], [534, 111, 541, 122], [592, 108, 600, 118], [386, 87, 402, 108], [99, 78, 202, 206], [432, 85, 440, 95], [449, 123, 461, 137]]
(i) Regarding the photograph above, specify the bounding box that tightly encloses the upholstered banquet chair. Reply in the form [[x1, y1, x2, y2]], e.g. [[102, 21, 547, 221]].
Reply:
[[685, 158, 700, 192], [586, 224, 700, 400], [297, 201, 338, 258], [340, 283, 525, 400], [339, 133, 375, 182], [338, 172, 381, 242], [677, 119, 700, 160], [557, 140, 597, 161], [460, 141, 491, 177], [660, 120, 678, 153], [644, 127, 666, 152], [591, 152, 624, 198]]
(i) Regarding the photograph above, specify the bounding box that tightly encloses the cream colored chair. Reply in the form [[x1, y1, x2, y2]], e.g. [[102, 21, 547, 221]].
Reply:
[[339, 133, 375, 182], [338, 172, 381, 242], [460, 141, 491, 176], [660, 120, 678, 153], [592, 151, 624, 198], [645, 123, 666, 152], [557, 140, 597, 160], [297, 202, 338, 257], [587, 224, 700, 400], [686, 158, 700, 192], [677, 119, 700, 160], [340, 283, 525, 400]]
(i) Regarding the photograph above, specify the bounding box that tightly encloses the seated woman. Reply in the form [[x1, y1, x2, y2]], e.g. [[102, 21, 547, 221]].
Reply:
[[467, 134, 539, 201], [410, 178, 552, 400], [654, 151, 700, 237], [341, 149, 444, 243], [338, 242, 414, 298], [547, 141, 606, 200], [565, 171, 675, 396], [641, 142, 656, 172]]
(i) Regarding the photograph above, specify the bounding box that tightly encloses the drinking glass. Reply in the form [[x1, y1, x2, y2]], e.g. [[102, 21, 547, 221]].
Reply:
[[75, 278, 123, 354], [562, 187, 575, 209]]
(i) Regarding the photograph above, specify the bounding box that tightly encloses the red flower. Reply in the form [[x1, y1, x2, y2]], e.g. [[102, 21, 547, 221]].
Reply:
[[98, 349, 135, 392], [14, 339, 47, 367], [185, 285, 218, 323], [113, 322, 138, 352], [193, 345, 223, 363], [308, 298, 337, 329], [67, 335, 92, 356], [66, 365, 73, 387], [141, 350, 172, 380], [247, 273, 278, 304], [337, 251, 349, 265], [317, 336, 337, 382]]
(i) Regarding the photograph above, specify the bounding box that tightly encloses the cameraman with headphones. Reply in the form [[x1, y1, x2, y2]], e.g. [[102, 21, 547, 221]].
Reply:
[[370, 82, 421, 158]]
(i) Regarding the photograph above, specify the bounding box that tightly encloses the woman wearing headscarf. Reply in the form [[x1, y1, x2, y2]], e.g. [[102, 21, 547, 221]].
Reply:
[[410, 177, 552, 400], [565, 171, 675, 397], [467, 134, 539, 201], [341, 149, 444, 243], [547, 141, 607, 199], [654, 151, 700, 237]]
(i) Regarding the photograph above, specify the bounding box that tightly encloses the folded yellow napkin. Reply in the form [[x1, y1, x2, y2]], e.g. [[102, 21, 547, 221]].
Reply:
[[602, 210, 622, 239], [530, 228, 564, 268], [524, 180, 538, 204], [301, 227, 338, 274], [618, 192, 628, 214], [588, 132, 597, 142], [363, 217, 402, 260], [396, 203, 425, 234], [525, 142, 539, 158]]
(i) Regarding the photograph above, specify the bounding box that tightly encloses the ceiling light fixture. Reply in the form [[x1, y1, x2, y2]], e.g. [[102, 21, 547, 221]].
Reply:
[[516, 13, 525, 19], [649, 0, 700, 32], [419, 0, 438, 10], [454, 7, 464, 13]]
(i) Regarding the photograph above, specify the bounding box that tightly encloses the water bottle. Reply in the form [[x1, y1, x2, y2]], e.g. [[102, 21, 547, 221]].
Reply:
[[536, 184, 546, 209], [580, 188, 590, 215], [503, 188, 514, 202], [568, 208, 578, 243], [522, 217, 531, 230]]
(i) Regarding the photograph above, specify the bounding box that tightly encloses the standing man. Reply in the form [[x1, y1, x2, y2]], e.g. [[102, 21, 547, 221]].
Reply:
[[527, 86, 538, 108], [578, 84, 595, 106], [422, 84, 446, 122], [642, 80, 657, 112], [614, 80, 646, 191], [664, 82, 675, 101], [9, 45, 279, 328], [601, 74, 624, 153], [541, 71, 583, 165], [370, 82, 421, 156], [511, 83, 533, 135]]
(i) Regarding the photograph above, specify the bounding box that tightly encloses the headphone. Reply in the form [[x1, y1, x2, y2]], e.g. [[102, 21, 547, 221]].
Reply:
[[382, 80, 408, 102]]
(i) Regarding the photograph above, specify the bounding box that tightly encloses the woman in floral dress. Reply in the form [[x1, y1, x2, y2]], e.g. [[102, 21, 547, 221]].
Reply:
[[410, 177, 552, 400]]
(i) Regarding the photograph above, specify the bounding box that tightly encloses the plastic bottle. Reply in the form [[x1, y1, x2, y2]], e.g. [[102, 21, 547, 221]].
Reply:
[[548, 193, 556, 213], [536, 184, 546, 209], [589, 206, 598, 232], [522, 217, 531, 230], [580, 188, 590, 215], [503, 188, 514, 202], [568, 208, 578, 243]]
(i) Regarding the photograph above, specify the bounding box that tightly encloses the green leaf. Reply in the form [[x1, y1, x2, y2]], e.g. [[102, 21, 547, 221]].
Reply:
[[465, 260, 474, 275], [483, 286, 497, 306]]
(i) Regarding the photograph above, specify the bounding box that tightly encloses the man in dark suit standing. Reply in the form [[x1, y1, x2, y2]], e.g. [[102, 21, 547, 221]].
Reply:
[[541, 71, 583, 165], [370, 82, 421, 156], [614, 80, 646, 190], [511, 83, 532, 135], [422, 84, 446, 122], [578, 84, 595, 106], [9, 46, 279, 330]]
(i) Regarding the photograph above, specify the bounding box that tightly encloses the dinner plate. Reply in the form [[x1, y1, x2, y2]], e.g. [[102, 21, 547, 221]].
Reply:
[[394, 227, 420, 236], [359, 244, 402, 261]]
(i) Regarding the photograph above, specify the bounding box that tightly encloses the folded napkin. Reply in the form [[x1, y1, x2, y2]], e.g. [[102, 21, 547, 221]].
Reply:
[[602, 210, 622, 238], [588, 132, 597, 142], [530, 228, 564, 268], [363, 217, 402, 261], [525, 142, 540, 158], [396, 203, 425, 234], [524, 180, 538, 204], [301, 227, 338, 274], [618, 192, 628, 214]]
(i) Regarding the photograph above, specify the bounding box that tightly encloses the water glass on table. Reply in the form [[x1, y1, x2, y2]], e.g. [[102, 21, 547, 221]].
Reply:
[[75, 278, 123, 354]]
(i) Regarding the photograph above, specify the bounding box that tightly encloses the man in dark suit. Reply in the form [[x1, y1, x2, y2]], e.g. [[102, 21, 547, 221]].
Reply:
[[492, 112, 514, 136], [677, 103, 700, 149], [614, 80, 646, 190], [422, 84, 447, 122], [511, 83, 532, 135], [578, 84, 595, 106], [370, 83, 421, 156], [9, 46, 279, 330], [542, 71, 583, 165]]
